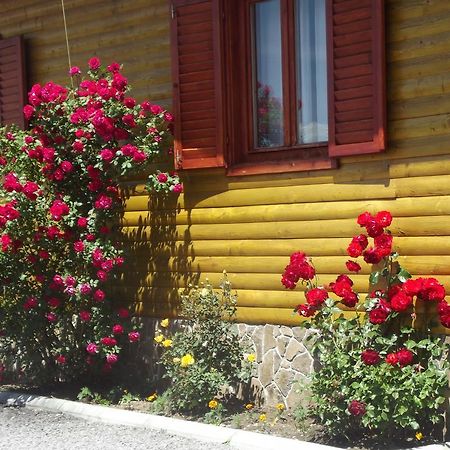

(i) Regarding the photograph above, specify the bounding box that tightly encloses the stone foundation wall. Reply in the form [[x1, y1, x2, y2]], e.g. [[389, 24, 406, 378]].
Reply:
[[137, 318, 314, 408], [237, 323, 313, 408]]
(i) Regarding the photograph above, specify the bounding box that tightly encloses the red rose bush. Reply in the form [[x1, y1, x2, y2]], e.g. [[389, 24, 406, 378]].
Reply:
[[0, 59, 181, 383], [282, 211, 449, 437]]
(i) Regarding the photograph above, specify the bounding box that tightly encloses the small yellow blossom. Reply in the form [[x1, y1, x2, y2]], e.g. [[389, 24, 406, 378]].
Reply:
[[154, 334, 164, 343], [258, 413, 266, 422], [146, 393, 157, 402], [208, 399, 218, 409], [275, 402, 285, 412], [247, 353, 256, 363], [160, 318, 169, 328], [245, 403, 254, 411], [162, 339, 173, 348], [180, 353, 195, 367], [415, 432, 423, 441], [173, 357, 180, 364]]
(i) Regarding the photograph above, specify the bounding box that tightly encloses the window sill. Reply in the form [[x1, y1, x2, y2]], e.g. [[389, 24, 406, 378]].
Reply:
[[226, 157, 337, 177]]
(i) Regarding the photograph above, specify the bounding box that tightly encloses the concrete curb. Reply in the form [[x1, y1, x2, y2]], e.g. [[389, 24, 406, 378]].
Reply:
[[0, 391, 447, 450]]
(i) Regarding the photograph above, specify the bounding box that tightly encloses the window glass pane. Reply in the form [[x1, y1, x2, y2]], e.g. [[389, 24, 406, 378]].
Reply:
[[296, 0, 328, 144], [253, 0, 283, 148]]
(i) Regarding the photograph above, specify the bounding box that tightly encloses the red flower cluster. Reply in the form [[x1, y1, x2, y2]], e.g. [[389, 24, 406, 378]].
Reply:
[[347, 211, 393, 266], [385, 348, 413, 367], [281, 252, 315, 289], [329, 274, 358, 307]]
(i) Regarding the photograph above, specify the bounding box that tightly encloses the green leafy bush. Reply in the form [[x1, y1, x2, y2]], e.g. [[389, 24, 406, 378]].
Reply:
[[155, 273, 253, 413], [281, 211, 449, 438]]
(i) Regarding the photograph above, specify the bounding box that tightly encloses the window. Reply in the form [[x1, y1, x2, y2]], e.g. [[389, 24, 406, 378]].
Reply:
[[170, 0, 386, 174], [251, 0, 328, 149], [0, 36, 27, 129]]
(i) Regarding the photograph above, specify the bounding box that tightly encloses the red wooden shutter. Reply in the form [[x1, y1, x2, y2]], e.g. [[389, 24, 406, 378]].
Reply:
[[0, 36, 27, 129], [327, 0, 386, 157], [171, 0, 225, 169]]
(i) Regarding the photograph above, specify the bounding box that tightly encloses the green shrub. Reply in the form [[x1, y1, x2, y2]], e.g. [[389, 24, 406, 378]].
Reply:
[[281, 211, 449, 439], [156, 273, 253, 413]]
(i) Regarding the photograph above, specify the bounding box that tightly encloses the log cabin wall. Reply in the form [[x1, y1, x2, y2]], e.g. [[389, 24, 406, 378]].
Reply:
[[2, 0, 450, 328]]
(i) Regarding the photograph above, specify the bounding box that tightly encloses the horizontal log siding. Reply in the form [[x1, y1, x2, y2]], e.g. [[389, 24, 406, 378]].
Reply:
[[3, 1, 450, 328], [0, 0, 171, 107]]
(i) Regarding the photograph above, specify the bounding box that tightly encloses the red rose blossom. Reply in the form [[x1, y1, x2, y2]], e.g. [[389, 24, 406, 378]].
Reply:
[[396, 348, 414, 367], [369, 307, 389, 325], [305, 288, 328, 308], [375, 210, 392, 228], [361, 349, 380, 365], [390, 290, 413, 312], [345, 260, 361, 273], [357, 212, 372, 227], [348, 400, 366, 416], [385, 352, 399, 366], [128, 331, 140, 343], [88, 57, 101, 70]]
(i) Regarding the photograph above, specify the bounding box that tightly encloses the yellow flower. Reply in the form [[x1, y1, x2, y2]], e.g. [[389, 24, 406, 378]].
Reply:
[[154, 334, 164, 343], [247, 353, 256, 363], [180, 353, 195, 367], [258, 413, 266, 422], [415, 432, 423, 441], [160, 318, 169, 328], [208, 399, 218, 409], [146, 393, 157, 402], [245, 403, 254, 410], [162, 339, 172, 348], [275, 402, 285, 412]]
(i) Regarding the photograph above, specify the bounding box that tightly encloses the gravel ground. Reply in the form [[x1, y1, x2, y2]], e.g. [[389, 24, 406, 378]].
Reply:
[[0, 405, 231, 450]]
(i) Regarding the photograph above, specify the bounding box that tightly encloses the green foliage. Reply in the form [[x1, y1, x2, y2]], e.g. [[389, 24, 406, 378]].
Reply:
[[283, 212, 450, 440], [157, 273, 253, 413], [307, 305, 448, 435]]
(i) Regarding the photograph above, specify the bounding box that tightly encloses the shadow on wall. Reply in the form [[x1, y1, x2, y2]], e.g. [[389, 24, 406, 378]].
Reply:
[[115, 183, 199, 321]]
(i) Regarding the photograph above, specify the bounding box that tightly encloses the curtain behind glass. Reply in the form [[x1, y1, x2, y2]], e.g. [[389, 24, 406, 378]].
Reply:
[[296, 0, 328, 144]]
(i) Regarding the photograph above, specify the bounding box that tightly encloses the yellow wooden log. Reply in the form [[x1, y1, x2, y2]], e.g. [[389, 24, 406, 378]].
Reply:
[[123, 156, 450, 195], [116, 270, 450, 293], [347, 134, 450, 164], [118, 236, 450, 257], [390, 73, 450, 102], [121, 216, 450, 242], [389, 52, 450, 83], [391, 95, 450, 121], [118, 255, 450, 277], [389, 30, 450, 63], [126, 174, 450, 211], [388, 0, 450, 24], [121, 195, 450, 226], [389, 11, 450, 44]]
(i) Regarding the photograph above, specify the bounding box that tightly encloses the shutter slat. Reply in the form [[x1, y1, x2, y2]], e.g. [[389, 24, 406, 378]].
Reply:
[[179, 41, 213, 56], [328, 0, 386, 157], [336, 108, 373, 123], [336, 119, 373, 133], [172, 0, 225, 169], [0, 36, 26, 129]]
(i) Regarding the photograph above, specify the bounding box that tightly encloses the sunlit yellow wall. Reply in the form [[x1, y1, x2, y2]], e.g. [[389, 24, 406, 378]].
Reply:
[[2, 0, 450, 328]]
